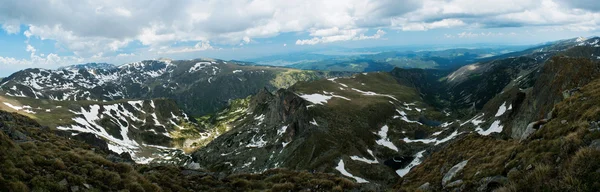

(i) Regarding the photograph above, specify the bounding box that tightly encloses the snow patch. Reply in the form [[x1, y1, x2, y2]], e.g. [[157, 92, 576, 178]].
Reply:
[[350, 155, 378, 164], [374, 125, 398, 152], [300, 94, 332, 105], [246, 134, 267, 148], [495, 102, 508, 117], [476, 120, 503, 135], [335, 160, 369, 183], [277, 125, 288, 136], [396, 150, 426, 177], [310, 118, 319, 126], [351, 88, 398, 101]]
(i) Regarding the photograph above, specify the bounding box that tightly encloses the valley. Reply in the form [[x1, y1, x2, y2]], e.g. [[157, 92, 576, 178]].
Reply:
[[1, 36, 600, 191]]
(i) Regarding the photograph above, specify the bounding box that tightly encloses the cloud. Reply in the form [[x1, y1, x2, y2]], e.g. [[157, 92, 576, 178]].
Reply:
[[0, 0, 599, 72], [117, 53, 136, 57], [444, 31, 519, 38], [556, 0, 600, 11], [296, 29, 386, 45], [157, 41, 214, 54], [1, 22, 19, 34], [395, 19, 466, 31]]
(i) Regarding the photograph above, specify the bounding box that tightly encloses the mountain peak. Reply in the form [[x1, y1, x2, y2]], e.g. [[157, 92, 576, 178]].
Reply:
[[58, 63, 116, 71]]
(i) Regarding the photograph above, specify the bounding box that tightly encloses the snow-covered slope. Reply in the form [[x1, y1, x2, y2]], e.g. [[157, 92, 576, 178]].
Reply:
[[0, 59, 348, 116], [190, 72, 494, 185]]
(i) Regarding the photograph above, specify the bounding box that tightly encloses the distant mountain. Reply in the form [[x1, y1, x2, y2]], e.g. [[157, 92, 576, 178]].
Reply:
[[0, 58, 350, 164], [246, 53, 341, 66], [249, 47, 529, 72], [0, 59, 350, 116], [58, 62, 117, 70]]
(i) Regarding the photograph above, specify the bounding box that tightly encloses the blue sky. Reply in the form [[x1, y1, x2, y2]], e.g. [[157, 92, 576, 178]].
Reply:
[[0, 0, 599, 76]]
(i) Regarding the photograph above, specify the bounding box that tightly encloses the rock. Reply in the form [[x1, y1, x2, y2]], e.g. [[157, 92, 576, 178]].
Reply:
[[446, 180, 463, 188], [520, 119, 548, 141], [589, 139, 600, 150], [418, 182, 432, 192], [590, 121, 600, 131], [83, 183, 91, 189], [477, 176, 508, 192], [526, 164, 534, 171], [58, 178, 68, 187], [561, 120, 567, 124], [70, 186, 80, 192], [185, 162, 201, 170], [562, 88, 581, 99], [442, 160, 469, 186], [72, 132, 110, 152]]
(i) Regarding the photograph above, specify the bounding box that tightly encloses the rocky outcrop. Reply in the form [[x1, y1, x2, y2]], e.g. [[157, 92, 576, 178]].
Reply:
[[191, 88, 313, 173], [510, 56, 600, 139], [442, 160, 469, 186]]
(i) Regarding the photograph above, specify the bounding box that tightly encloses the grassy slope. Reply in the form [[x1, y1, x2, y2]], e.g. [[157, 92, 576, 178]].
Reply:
[[287, 72, 452, 182], [397, 77, 600, 191], [0, 110, 362, 192]]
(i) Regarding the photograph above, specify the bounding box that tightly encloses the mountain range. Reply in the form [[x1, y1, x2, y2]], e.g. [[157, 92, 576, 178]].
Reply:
[[1, 36, 600, 191]]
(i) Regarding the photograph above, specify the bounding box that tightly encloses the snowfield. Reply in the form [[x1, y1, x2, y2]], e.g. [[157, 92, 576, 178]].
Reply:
[[374, 125, 398, 152], [396, 150, 426, 177], [335, 160, 369, 183]]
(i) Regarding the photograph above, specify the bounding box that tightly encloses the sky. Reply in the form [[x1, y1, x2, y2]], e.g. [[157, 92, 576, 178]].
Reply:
[[0, 0, 599, 76]]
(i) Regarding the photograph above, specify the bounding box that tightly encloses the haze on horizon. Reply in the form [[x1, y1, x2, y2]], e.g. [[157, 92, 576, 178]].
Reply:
[[0, 0, 599, 76]]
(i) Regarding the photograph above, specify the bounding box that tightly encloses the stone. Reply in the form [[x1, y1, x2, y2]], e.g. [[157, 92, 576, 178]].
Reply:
[[446, 180, 463, 188], [418, 182, 432, 192], [520, 119, 548, 141], [561, 120, 567, 124], [526, 164, 534, 171], [477, 176, 508, 192], [58, 179, 68, 187], [590, 121, 600, 131], [185, 162, 201, 170], [442, 160, 469, 186], [589, 139, 600, 150], [70, 186, 80, 192], [83, 183, 91, 189]]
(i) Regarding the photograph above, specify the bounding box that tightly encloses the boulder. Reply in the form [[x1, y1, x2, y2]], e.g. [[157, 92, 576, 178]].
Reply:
[[417, 182, 432, 192], [520, 119, 548, 141], [442, 160, 469, 186], [589, 139, 600, 150], [446, 180, 463, 188]]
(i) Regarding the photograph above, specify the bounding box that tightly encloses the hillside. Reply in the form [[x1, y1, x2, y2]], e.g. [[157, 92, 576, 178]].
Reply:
[[0, 59, 349, 116], [0, 110, 364, 191], [2, 36, 600, 191]]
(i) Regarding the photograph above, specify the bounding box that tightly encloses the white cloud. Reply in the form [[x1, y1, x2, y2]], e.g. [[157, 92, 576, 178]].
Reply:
[[444, 31, 519, 38], [396, 19, 466, 31], [0, 0, 599, 73], [117, 53, 136, 57], [296, 29, 386, 45], [157, 41, 214, 54], [1, 22, 19, 34], [24, 25, 132, 57]]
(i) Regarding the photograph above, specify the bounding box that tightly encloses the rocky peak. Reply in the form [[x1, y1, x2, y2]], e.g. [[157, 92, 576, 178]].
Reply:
[[509, 55, 600, 139]]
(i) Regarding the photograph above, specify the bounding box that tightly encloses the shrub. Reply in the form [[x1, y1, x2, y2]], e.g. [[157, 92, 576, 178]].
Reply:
[[270, 182, 295, 192]]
